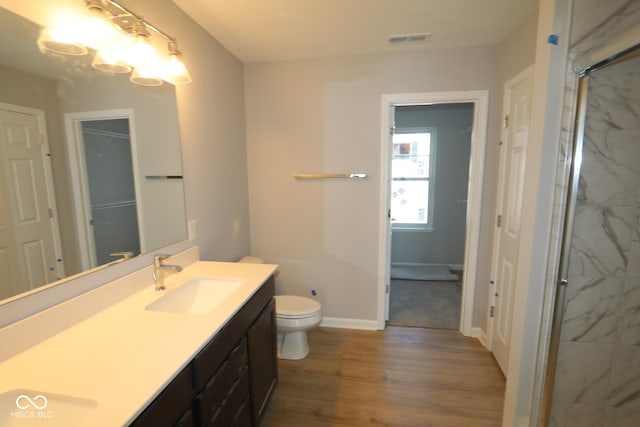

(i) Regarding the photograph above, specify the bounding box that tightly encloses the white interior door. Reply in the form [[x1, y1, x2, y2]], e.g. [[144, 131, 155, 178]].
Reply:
[[0, 106, 61, 295], [383, 105, 395, 321], [490, 68, 533, 374]]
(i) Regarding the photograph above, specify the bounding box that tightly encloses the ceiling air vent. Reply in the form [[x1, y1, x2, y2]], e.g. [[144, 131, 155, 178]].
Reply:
[[387, 33, 432, 45]]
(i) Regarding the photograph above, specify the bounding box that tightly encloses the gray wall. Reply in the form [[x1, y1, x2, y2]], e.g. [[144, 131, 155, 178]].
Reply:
[[391, 103, 473, 266], [474, 12, 538, 331], [245, 47, 499, 323]]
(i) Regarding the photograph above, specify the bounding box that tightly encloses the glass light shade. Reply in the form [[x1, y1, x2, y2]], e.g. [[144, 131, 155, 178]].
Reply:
[[163, 54, 192, 84], [130, 67, 163, 86], [92, 51, 132, 73], [37, 28, 88, 56]]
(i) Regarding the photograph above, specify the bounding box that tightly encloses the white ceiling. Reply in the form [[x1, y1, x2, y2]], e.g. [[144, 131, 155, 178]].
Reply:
[[172, 0, 539, 63]]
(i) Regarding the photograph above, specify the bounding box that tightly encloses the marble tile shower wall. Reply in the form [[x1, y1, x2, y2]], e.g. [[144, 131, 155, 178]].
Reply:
[[551, 54, 640, 427], [543, 1, 640, 426]]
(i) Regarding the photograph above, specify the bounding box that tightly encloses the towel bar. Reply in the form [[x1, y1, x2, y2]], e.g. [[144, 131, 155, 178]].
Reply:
[[292, 173, 367, 179]]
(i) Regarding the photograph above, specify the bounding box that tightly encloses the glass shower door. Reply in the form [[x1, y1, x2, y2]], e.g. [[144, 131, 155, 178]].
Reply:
[[544, 49, 640, 426]]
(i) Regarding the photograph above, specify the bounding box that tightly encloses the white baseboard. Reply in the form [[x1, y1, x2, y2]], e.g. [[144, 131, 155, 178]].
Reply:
[[391, 262, 463, 270], [320, 317, 379, 331], [470, 326, 489, 349]]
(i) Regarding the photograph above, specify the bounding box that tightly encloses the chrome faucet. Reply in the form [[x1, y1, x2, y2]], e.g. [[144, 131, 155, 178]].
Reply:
[[109, 251, 134, 264], [153, 254, 183, 291]]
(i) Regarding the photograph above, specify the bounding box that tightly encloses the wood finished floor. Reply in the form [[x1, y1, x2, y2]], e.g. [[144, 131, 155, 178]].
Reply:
[[262, 326, 505, 427]]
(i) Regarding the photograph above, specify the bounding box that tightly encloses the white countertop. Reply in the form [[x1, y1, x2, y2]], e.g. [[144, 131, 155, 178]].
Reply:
[[0, 260, 278, 427]]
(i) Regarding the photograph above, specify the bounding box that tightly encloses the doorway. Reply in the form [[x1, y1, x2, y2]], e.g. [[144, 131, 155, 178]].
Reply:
[[65, 110, 142, 270], [387, 103, 474, 329], [378, 91, 489, 336]]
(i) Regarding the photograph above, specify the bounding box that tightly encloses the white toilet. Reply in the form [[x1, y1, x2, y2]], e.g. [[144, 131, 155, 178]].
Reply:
[[238, 256, 323, 360], [273, 295, 322, 360]]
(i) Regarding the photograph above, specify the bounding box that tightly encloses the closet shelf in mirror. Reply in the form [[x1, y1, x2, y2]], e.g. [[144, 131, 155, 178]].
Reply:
[[145, 175, 183, 180], [91, 200, 137, 211]]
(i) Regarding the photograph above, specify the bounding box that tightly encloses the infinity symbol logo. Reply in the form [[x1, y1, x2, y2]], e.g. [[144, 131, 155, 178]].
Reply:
[[15, 394, 48, 410]]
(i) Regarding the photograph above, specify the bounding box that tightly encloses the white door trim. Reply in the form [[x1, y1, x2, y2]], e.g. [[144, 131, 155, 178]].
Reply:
[[64, 109, 142, 270], [377, 90, 489, 335]]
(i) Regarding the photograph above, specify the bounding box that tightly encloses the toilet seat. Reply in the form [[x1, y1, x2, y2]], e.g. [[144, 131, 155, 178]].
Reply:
[[275, 295, 321, 319]]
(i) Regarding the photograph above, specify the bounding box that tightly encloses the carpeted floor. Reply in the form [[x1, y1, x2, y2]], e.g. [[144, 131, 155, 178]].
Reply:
[[388, 279, 461, 329]]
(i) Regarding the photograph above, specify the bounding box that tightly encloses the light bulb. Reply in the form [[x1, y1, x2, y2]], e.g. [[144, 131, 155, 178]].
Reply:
[[163, 54, 192, 84], [79, 14, 120, 52], [162, 41, 192, 84]]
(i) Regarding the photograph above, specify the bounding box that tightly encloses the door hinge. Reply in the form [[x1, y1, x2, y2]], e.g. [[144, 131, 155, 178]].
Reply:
[[490, 306, 495, 318], [39, 134, 45, 145], [497, 214, 502, 227], [390, 126, 395, 136], [48, 208, 53, 218], [503, 115, 509, 129], [385, 284, 390, 294]]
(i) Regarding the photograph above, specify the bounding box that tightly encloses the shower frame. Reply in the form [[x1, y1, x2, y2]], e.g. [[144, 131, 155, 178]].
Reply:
[[539, 43, 640, 426]]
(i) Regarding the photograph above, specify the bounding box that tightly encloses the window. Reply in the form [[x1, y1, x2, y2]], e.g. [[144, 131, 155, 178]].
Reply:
[[390, 129, 435, 230]]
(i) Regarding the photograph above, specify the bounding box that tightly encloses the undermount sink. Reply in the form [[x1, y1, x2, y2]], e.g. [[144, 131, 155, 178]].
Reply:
[[0, 389, 97, 426], [145, 276, 244, 314]]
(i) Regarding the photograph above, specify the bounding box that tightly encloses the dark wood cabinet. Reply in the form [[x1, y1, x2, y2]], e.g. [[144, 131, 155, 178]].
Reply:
[[247, 299, 278, 426], [129, 275, 277, 427], [129, 365, 194, 427]]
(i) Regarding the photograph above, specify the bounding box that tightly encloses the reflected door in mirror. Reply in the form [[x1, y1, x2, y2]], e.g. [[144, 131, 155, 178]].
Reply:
[[0, 105, 64, 299]]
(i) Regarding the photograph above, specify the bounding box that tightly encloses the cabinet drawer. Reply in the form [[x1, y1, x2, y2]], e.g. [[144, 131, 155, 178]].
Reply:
[[175, 409, 194, 427], [196, 339, 248, 422], [231, 396, 252, 427], [192, 276, 275, 391], [209, 368, 250, 427], [129, 366, 193, 427]]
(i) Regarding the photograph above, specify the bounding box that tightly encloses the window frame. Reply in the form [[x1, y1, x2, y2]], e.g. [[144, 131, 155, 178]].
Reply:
[[390, 127, 437, 232]]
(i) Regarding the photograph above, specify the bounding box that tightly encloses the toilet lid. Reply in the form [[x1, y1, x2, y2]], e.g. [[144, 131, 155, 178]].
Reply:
[[275, 295, 322, 319]]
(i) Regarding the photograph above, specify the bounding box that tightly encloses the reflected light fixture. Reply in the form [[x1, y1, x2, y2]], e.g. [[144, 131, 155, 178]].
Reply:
[[39, 0, 192, 86], [130, 66, 163, 86], [91, 50, 132, 73], [38, 27, 89, 55]]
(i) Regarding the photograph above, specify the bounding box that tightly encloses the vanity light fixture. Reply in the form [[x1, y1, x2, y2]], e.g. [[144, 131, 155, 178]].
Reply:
[[164, 41, 192, 85], [38, 0, 192, 86], [38, 27, 89, 56], [91, 50, 132, 73]]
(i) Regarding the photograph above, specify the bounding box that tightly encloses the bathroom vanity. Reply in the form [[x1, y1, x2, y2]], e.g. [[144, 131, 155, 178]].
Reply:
[[0, 253, 279, 427], [131, 275, 277, 427], [132, 276, 277, 426]]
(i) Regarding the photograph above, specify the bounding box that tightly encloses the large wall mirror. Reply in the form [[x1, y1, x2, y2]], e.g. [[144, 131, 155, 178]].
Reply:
[[0, 6, 187, 303]]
